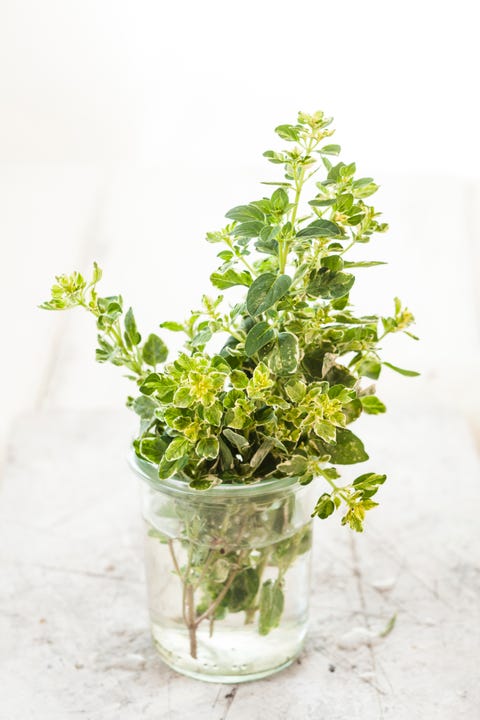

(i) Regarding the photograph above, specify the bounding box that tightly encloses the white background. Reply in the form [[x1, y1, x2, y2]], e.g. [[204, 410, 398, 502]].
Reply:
[[0, 0, 479, 468], [1, 6, 480, 717]]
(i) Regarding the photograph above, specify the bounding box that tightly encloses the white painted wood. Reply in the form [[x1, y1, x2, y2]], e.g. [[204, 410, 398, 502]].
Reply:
[[1, 405, 478, 719], [0, 164, 104, 470]]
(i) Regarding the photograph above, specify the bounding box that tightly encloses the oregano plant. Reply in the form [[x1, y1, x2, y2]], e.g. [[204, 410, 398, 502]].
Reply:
[[41, 110, 418, 658]]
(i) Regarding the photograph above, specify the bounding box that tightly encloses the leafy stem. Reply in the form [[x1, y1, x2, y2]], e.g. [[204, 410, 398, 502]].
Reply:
[[278, 136, 317, 273], [225, 236, 257, 277], [41, 108, 418, 657], [290, 137, 316, 227], [41, 110, 418, 533]]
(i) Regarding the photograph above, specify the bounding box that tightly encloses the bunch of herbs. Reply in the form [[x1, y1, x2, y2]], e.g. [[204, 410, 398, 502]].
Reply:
[[41, 110, 417, 649]]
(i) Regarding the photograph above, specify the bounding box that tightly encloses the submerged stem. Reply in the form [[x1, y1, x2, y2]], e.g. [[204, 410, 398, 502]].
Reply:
[[194, 551, 247, 627], [185, 584, 197, 658]]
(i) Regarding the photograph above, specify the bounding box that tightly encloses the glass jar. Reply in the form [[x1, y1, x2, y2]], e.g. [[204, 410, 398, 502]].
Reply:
[[131, 454, 318, 683]]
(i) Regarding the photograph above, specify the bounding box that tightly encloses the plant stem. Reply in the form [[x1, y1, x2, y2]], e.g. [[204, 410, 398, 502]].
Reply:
[[192, 549, 217, 590], [194, 550, 248, 627], [168, 539, 182, 576], [225, 237, 257, 277], [80, 298, 144, 377], [220, 322, 244, 343], [186, 584, 198, 658], [279, 136, 317, 273], [168, 540, 190, 627]]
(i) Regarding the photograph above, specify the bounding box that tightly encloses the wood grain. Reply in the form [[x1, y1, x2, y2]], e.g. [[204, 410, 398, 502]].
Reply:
[[0, 406, 478, 719]]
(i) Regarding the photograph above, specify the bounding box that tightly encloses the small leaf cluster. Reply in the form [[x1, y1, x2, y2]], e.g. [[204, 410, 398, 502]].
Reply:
[[41, 110, 418, 532], [40, 263, 167, 378], [312, 471, 386, 531]]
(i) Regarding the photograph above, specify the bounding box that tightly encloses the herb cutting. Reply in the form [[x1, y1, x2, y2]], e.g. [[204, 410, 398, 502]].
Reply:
[[41, 110, 417, 682]]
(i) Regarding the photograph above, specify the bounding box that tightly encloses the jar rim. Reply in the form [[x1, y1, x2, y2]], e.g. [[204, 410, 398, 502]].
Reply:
[[129, 451, 303, 498]]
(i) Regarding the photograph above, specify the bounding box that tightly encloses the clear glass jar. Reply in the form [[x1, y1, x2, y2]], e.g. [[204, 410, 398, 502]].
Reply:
[[131, 454, 318, 683]]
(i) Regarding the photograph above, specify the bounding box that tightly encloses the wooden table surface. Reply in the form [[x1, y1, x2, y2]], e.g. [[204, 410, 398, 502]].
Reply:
[[1, 404, 479, 720]]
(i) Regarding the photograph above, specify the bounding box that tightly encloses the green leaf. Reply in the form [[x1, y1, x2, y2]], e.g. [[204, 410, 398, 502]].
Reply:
[[275, 124, 300, 141], [258, 580, 284, 635], [353, 472, 386, 492], [263, 150, 286, 164], [210, 268, 252, 289], [383, 361, 420, 377], [355, 354, 381, 380], [124, 307, 141, 347], [341, 506, 365, 532], [246, 273, 292, 316], [321, 255, 344, 271], [92, 261, 102, 283], [140, 373, 176, 400], [321, 156, 332, 173], [277, 455, 308, 476], [249, 439, 275, 469], [313, 420, 336, 443], [315, 428, 369, 465], [267, 332, 299, 375], [232, 221, 264, 238], [352, 178, 379, 198], [343, 398, 362, 423], [191, 327, 213, 347], [217, 250, 234, 261], [312, 493, 335, 519], [360, 396, 387, 414], [297, 219, 343, 238], [158, 455, 180, 479], [271, 187, 289, 212], [219, 437, 234, 470], [173, 386, 193, 408], [196, 436, 219, 459], [97, 294, 123, 314], [212, 558, 230, 583], [203, 402, 223, 426], [255, 227, 279, 255], [165, 436, 191, 462], [260, 181, 292, 187], [320, 144, 341, 156], [324, 363, 356, 388], [343, 261, 387, 268], [348, 210, 366, 226], [142, 334, 168, 366], [132, 395, 157, 420], [95, 337, 119, 364], [222, 428, 249, 453], [284, 378, 306, 403], [225, 204, 265, 222], [308, 198, 336, 207], [244, 321, 275, 357], [139, 436, 167, 463], [230, 369, 249, 389], [137, 372, 159, 395], [307, 268, 355, 299], [226, 568, 260, 613], [337, 193, 355, 212], [159, 321, 184, 332]]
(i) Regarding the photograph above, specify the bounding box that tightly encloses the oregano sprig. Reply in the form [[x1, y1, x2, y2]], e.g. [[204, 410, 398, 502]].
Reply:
[[41, 109, 418, 532]]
